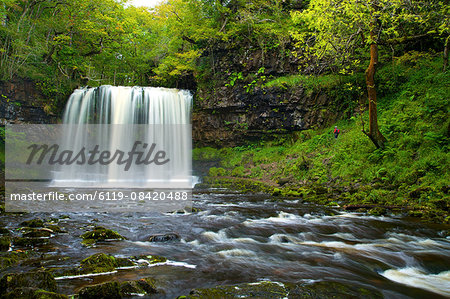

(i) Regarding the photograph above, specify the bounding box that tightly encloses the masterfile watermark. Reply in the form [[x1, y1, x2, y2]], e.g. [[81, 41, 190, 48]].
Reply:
[[5, 124, 192, 212], [26, 141, 170, 171]]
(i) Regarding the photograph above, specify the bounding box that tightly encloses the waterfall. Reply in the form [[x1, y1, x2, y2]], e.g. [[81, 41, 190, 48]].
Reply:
[[52, 85, 192, 188]]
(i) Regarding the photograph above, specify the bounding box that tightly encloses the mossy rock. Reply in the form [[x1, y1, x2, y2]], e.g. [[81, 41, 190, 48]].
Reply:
[[148, 233, 180, 242], [184, 281, 382, 299], [13, 237, 49, 247], [132, 255, 167, 264], [186, 281, 289, 298], [33, 289, 69, 299], [1, 288, 68, 299], [78, 281, 121, 299], [44, 225, 66, 234], [0, 271, 57, 295], [368, 207, 388, 216], [54, 253, 135, 277], [22, 228, 52, 238], [120, 278, 159, 295], [272, 188, 282, 196], [78, 278, 161, 299], [80, 227, 125, 244], [79, 253, 118, 273], [0, 251, 32, 271], [0, 227, 11, 235], [115, 257, 135, 268], [0, 236, 11, 251], [288, 281, 383, 298], [20, 218, 44, 228]]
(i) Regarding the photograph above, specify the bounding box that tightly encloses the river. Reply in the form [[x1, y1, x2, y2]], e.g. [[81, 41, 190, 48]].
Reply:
[[1, 189, 449, 298]]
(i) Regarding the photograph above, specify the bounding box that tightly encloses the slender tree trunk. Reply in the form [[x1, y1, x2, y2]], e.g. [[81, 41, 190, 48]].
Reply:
[[364, 3, 386, 149], [444, 35, 449, 72]]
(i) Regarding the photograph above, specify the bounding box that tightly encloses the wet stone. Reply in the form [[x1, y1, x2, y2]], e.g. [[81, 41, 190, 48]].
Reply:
[[20, 218, 44, 228], [78, 278, 161, 299], [183, 281, 383, 299], [132, 255, 167, 264], [0, 236, 11, 251], [0, 251, 32, 271], [148, 233, 180, 242], [22, 228, 52, 238], [13, 236, 49, 247], [0, 271, 57, 296], [78, 281, 121, 299], [81, 226, 125, 246], [54, 253, 136, 277], [0, 227, 11, 236]]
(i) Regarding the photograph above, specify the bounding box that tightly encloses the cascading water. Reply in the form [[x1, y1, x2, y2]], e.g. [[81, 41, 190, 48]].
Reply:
[[52, 85, 192, 188]]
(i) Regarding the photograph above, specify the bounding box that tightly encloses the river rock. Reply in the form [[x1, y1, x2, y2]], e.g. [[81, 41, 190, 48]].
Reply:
[[78, 281, 122, 299], [0, 251, 32, 271], [148, 233, 180, 242], [80, 226, 125, 246], [22, 228, 53, 238], [54, 253, 135, 278], [183, 280, 383, 298], [20, 218, 44, 228], [13, 236, 49, 247], [78, 278, 162, 299], [0, 271, 57, 295], [0, 236, 11, 251]]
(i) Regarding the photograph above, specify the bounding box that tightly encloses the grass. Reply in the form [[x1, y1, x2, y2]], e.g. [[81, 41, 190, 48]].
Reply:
[[195, 53, 450, 221]]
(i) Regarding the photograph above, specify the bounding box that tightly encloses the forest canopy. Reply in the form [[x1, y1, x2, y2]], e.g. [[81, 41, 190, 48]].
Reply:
[[0, 0, 448, 109]]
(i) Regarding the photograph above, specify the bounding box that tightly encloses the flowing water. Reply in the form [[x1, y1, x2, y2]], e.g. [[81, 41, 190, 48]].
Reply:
[[54, 86, 192, 188], [1, 190, 449, 298]]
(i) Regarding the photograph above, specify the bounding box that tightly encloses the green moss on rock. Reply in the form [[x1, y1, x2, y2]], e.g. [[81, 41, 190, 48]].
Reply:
[[0, 236, 11, 251], [0, 271, 57, 295], [184, 281, 383, 299], [13, 237, 49, 247], [78, 281, 121, 299], [80, 227, 125, 245], [20, 218, 44, 228]]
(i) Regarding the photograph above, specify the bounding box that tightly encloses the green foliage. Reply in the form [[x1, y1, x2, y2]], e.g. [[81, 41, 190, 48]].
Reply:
[[199, 55, 449, 213], [208, 167, 227, 177]]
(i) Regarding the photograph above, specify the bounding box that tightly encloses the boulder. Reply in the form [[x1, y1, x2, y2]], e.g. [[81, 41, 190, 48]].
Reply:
[[148, 233, 180, 242]]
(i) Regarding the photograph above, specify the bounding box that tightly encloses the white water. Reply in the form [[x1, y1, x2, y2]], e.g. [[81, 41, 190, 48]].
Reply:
[[52, 86, 192, 188]]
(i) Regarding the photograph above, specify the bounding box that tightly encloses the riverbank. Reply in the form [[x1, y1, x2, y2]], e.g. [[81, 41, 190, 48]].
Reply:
[[194, 56, 449, 223]]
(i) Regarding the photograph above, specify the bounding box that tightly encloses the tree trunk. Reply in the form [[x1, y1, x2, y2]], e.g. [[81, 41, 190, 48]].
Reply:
[[444, 35, 449, 72], [364, 4, 386, 149]]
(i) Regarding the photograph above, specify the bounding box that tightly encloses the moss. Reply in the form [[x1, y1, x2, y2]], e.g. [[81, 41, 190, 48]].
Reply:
[[0, 227, 11, 235], [0, 251, 31, 271], [54, 253, 136, 277], [33, 289, 69, 299], [81, 239, 95, 247], [78, 278, 162, 299], [132, 255, 167, 264], [78, 281, 121, 299], [80, 227, 125, 244], [44, 225, 66, 234], [22, 228, 52, 238], [20, 218, 44, 228], [13, 237, 49, 247], [272, 188, 282, 196], [0, 236, 11, 251], [0, 271, 57, 295], [368, 207, 388, 216], [79, 253, 118, 273], [185, 281, 382, 299]]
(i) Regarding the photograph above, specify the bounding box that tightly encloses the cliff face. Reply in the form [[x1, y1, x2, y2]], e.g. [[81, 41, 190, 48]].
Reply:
[[193, 86, 341, 147], [192, 45, 345, 147], [0, 79, 57, 124]]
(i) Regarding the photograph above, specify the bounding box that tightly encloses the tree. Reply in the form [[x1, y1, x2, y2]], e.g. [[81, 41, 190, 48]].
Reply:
[[291, 0, 449, 148]]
